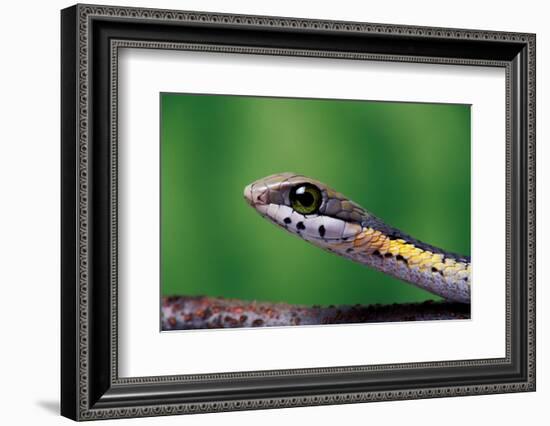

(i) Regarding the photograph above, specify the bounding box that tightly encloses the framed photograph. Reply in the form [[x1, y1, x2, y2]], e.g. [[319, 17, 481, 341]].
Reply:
[[61, 4, 536, 420]]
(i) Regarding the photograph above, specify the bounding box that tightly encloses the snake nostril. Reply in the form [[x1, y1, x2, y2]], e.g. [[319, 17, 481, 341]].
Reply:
[[257, 191, 268, 204]]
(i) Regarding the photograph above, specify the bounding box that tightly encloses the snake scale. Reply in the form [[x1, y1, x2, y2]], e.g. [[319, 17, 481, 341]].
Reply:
[[244, 173, 470, 304]]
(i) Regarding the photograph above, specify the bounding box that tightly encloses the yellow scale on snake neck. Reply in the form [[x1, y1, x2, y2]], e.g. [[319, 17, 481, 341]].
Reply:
[[244, 173, 470, 303]]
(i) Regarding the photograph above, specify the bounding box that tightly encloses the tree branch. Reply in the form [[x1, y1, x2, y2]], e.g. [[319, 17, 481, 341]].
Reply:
[[161, 296, 470, 330]]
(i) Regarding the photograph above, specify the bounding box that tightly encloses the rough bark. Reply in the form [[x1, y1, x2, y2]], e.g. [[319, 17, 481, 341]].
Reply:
[[161, 296, 470, 331]]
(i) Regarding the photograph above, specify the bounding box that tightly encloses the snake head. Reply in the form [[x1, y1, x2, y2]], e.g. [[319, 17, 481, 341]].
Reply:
[[244, 173, 364, 243]]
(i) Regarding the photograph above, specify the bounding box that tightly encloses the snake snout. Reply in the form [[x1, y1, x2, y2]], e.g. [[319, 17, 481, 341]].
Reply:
[[243, 183, 254, 206], [243, 183, 268, 207]]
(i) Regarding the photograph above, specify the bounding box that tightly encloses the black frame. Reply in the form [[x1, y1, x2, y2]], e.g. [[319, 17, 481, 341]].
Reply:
[[61, 4, 536, 421]]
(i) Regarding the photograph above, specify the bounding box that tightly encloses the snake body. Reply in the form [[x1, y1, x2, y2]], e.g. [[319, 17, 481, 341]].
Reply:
[[244, 173, 470, 303]]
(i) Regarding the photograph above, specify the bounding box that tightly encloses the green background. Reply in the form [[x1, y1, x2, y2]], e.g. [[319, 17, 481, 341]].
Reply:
[[161, 93, 471, 305]]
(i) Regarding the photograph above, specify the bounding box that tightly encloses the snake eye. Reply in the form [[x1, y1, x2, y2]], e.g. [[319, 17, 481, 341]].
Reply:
[[289, 183, 322, 215]]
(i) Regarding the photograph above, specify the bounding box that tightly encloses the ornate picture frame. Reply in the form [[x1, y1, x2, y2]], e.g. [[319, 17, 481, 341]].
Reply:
[[61, 4, 535, 420]]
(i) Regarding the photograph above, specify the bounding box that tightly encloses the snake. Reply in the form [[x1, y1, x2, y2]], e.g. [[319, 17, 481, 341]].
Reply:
[[244, 173, 470, 304]]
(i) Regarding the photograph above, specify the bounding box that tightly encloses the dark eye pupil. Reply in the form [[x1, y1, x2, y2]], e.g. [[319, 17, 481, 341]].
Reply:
[[296, 191, 314, 207]]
